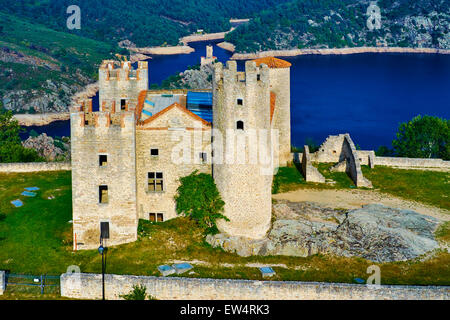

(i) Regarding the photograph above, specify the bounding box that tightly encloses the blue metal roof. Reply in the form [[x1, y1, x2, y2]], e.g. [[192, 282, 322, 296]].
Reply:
[[187, 91, 213, 123], [187, 91, 212, 106]]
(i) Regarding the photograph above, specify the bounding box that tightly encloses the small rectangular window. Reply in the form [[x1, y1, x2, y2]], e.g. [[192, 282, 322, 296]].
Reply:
[[99, 185, 108, 204], [257, 74, 261, 81], [237, 98, 243, 106], [149, 213, 164, 222], [121, 99, 126, 111], [99, 155, 107, 167], [200, 152, 207, 163], [150, 148, 159, 156], [100, 222, 110, 239], [148, 172, 164, 192]]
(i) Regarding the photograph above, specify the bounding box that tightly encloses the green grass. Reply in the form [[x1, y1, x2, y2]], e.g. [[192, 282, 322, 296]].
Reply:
[[0, 170, 449, 300], [273, 163, 450, 211], [362, 166, 450, 210], [316, 163, 357, 189]]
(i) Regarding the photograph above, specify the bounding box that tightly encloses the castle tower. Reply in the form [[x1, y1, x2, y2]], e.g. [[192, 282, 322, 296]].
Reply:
[[71, 99, 138, 250], [253, 57, 291, 166], [98, 60, 148, 113], [212, 60, 273, 239], [201, 45, 216, 66]]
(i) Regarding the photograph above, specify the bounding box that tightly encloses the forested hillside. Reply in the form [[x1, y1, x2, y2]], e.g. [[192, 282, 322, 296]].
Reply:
[[0, 0, 289, 114], [0, 12, 119, 114], [225, 0, 450, 52], [0, 0, 290, 47]]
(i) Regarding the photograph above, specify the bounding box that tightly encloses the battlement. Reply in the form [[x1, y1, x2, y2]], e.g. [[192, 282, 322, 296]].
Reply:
[[71, 111, 135, 132], [214, 60, 270, 87], [99, 60, 148, 82]]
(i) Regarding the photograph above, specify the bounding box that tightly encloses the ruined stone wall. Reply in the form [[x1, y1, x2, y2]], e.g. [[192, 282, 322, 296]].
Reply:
[[0, 162, 71, 173], [301, 146, 325, 183], [60, 272, 450, 300], [340, 135, 372, 188], [213, 61, 272, 239], [135, 127, 211, 222], [311, 134, 347, 163], [268, 67, 291, 166], [310, 134, 371, 188], [70, 111, 138, 250]]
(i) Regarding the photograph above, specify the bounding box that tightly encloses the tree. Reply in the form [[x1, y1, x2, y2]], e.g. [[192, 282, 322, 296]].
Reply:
[[174, 171, 228, 235], [392, 115, 449, 160], [0, 109, 42, 163]]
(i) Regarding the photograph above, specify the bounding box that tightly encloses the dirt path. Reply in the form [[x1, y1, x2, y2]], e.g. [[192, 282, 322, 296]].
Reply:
[[272, 189, 450, 221]]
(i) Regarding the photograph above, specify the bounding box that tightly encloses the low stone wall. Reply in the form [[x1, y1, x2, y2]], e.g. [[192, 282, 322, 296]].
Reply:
[[0, 271, 5, 295], [374, 156, 450, 169], [60, 272, 450, 300], [0, 162, 71, 173]]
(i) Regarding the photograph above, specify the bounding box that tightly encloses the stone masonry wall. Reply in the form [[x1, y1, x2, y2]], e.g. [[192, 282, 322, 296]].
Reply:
[[340, 134, 372, 188], [0, 162, 71, 172], [301, 145, 325, 183], [71, 111, 138, 250], [0, 271, 5, 295], [374, 156, 450, 169], [60, 272, 450, 300], [213, 61, 272, 239], [269, 67, 291, 166], [135, 109, 212, 221]]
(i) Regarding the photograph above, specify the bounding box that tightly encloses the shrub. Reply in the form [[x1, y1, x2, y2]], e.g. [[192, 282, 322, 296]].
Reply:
[[119, 284, 148, 300], [174, 171, 228, 235]]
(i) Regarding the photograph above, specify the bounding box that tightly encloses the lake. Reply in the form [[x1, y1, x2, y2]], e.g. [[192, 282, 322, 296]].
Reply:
[[21, 41, 450, 150]]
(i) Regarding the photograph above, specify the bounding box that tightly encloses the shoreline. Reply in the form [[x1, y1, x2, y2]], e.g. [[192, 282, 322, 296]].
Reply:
[[14, 112, 70, 126], [129, 46, 195, 55], [230, 46, 450, 59]]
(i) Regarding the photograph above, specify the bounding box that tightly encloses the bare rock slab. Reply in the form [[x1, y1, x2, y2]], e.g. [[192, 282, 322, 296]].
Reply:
[[207, 202, 440, 262]]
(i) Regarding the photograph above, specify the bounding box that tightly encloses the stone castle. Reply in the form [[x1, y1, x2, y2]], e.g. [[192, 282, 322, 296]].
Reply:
[[71, 57, 292, 250]]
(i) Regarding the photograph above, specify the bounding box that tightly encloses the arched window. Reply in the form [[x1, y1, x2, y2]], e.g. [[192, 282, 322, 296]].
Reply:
[[236, 120, 244, 130]]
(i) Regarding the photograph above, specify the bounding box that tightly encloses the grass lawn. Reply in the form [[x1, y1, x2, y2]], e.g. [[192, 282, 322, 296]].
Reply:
[[0, 170, 449, 299], [362, 166, 450, 210], [273, 163, 450, 211]]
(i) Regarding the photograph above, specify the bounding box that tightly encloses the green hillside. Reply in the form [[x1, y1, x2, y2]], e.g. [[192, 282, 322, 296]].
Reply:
[[225, 0, 450, 52], [0, 0, 291, 47], [0, 11, 119, 113]]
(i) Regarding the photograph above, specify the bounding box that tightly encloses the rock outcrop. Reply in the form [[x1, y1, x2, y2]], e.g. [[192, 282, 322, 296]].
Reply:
[[22, 133, 70, 161], [207, 201, 441, 262]]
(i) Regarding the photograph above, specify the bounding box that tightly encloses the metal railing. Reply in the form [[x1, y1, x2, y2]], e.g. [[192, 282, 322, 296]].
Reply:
[[5, 273, 60, 294]]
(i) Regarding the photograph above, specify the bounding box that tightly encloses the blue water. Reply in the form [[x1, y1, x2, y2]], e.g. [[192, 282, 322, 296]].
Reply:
[[20, 41, 450, 150]]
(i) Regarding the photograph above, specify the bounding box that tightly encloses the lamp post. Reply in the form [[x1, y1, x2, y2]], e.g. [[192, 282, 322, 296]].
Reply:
[[98, 237, 105, 300]]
